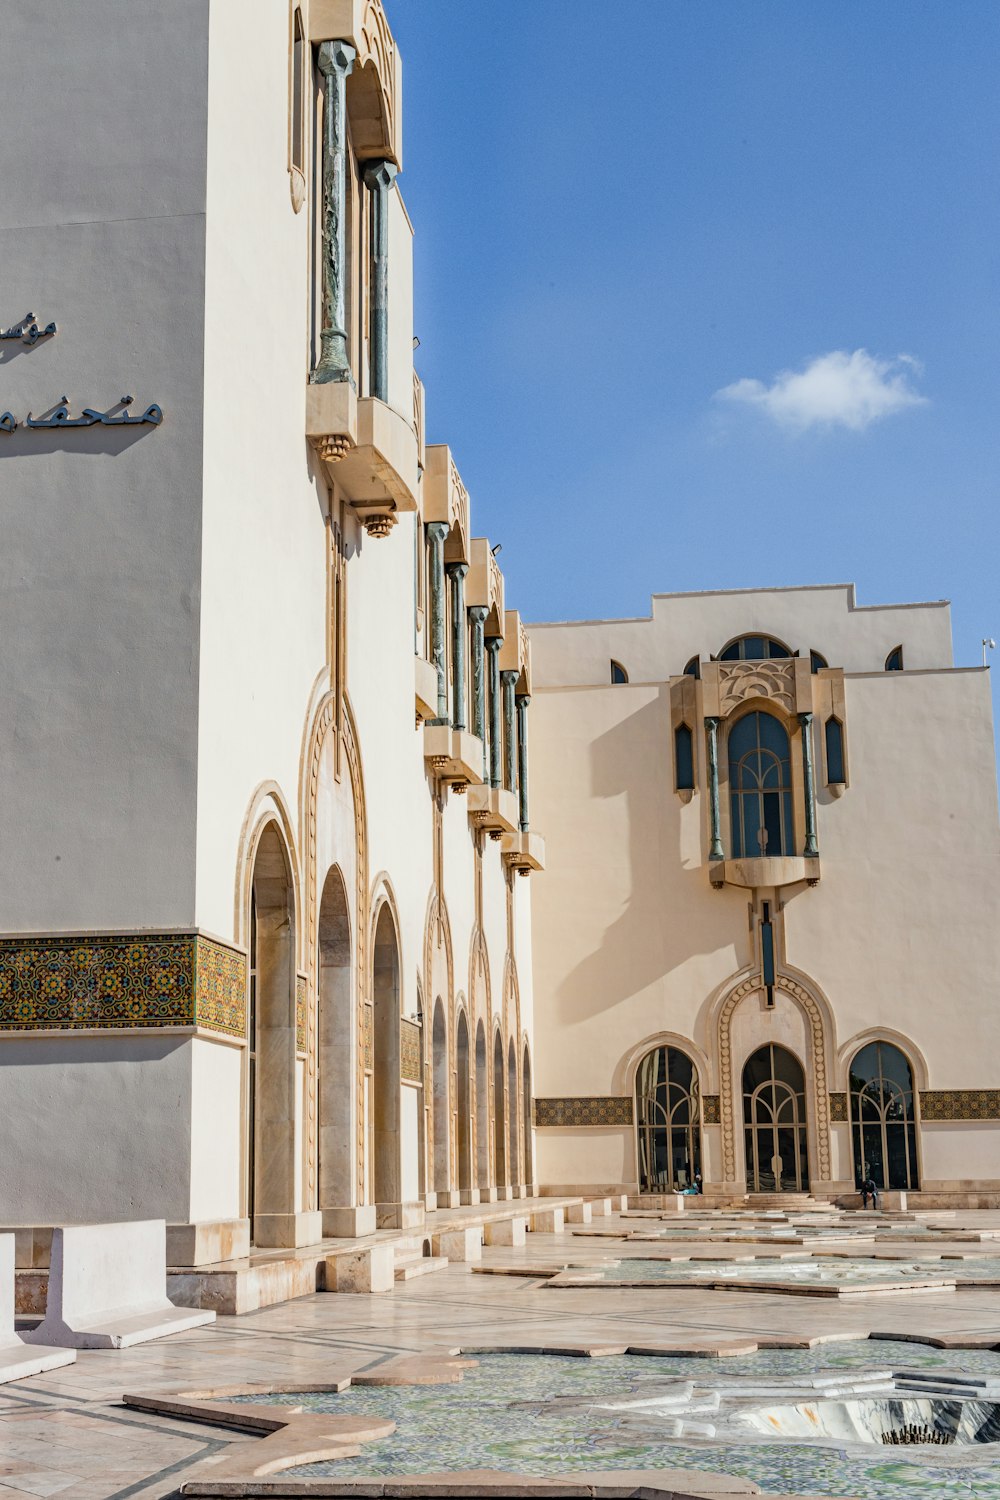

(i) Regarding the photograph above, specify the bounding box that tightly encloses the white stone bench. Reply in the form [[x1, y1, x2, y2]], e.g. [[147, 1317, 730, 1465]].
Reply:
[[0, 1235, 76, 1382], [23, 1220, 215, 1349]]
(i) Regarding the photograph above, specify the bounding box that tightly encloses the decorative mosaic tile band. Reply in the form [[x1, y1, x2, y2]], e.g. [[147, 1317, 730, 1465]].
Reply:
[[701, 1094, 720, 1124], [919, 1089, 1000, 1121], [829, 1091, 848, 1122], [534, 1096, 634, 1128], [362, 1003, 374, 1072], [0, 932, 246, 1038], [295, 974, 308, 1053], [400, 1017, 421, 1082]]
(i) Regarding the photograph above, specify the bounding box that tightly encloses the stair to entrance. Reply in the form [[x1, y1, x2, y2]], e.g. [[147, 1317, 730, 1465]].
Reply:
[[747, 1193, 826, 1211], [393, 1251, 448, 1282]]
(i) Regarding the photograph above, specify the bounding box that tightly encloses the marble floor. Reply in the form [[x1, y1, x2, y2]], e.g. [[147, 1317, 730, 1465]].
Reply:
[[5, 1206, 1000, 1498]]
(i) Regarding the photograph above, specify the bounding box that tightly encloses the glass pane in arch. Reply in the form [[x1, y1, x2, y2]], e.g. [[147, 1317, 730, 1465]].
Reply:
[[848, 1040, 918, 1191], [635, 1045, 701, 1194], [728, 712, 793, 858], [742, 1044, 808, 1193]]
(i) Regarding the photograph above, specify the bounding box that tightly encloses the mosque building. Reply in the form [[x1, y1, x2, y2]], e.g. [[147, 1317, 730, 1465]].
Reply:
[[1, 0, 998, 1297]]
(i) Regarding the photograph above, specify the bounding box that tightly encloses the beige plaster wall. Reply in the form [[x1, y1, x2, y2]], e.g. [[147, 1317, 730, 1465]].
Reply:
[[528, 588, 1000, 1192], [529, 585, 953, 690]]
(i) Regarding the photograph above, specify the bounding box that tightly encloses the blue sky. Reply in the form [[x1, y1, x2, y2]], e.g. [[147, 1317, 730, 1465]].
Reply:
[[390, 2, 999, 675]]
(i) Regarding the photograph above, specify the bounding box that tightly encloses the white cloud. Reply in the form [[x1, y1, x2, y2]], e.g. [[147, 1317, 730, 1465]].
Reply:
[[715, 349, 927, 432]]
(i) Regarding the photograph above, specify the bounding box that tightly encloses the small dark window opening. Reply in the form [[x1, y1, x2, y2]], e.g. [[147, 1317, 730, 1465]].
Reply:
[[683, 656, 701, 680], [885, 646, 904, 672], [825, 717, 845, 784], [810, 650, 828, 674], [760, 901, 776, 1007], [674, 723, 694, 791], [610, 660, 628, 684], [291, 9, 305, 173]]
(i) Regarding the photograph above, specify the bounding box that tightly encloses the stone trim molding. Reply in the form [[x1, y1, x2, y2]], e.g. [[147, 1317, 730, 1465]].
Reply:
[[295, 974, 308, 1053], [919, 1090, 1000, 1121], [400, 1017, 421, 1082], [534, 1096, 633, 1128], [0, 932, 246, 1038], [718, 973, 831, 1183], [701, 1094, 721, 1124]]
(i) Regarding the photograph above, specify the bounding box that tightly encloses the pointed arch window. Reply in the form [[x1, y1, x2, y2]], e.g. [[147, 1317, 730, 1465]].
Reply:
[[810, 650, 828, 674], [849, 1040, 919, 1190], [674, 723, 694, 791], [610, 660, 628, 684], [727, 711, 793, 858], [885, 646, 904, 672], [636, 1046, 701, 1192], [824, 717, 845, 785], [683, 656, 700, 680]]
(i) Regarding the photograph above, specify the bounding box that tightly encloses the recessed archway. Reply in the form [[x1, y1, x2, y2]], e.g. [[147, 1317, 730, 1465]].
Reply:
[[507, 1038, 519, 1190], [372, 902, 402, 1220], [493, 1030, 506, 1194], [521, 1044, 533, 1190], [249, 821, 296, 1247], [456, 1010, 472, 1198], [318, 866, 352, 1227], [432, 997, 450, 1200], [475, 1021, 490, 1194]]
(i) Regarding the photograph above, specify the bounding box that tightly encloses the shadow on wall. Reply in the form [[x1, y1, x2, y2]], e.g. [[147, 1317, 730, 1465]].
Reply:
[[554, 693, 740, 1026]]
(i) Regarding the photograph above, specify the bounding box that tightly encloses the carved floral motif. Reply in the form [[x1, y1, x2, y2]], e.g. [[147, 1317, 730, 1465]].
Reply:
[[719, 661, 796, 717]]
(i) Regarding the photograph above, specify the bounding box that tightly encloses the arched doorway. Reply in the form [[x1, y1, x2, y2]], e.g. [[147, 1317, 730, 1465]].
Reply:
[[742, 1044, 808, 1192], [635, 1045, 701, 1193], [248, 822, 296, 1246], [521, 1045, 533, 1190], [475, 1022, 490, 1193], [372, 903, 401, 1217], [493, 1030, 506, 1192], [456, 1011, 471, 1197], [849, 1040, 919, 1190], [318, 866, 352, 1226], [431, 998, 450, 1198], [507, 1038, 519, 1189]]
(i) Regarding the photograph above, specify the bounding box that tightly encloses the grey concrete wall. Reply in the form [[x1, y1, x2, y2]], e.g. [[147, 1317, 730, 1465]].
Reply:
[[0, 1, 210, 930]]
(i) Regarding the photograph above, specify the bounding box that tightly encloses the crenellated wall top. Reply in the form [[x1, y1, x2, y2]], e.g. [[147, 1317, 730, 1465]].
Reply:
[[309, 0, 403, 167]]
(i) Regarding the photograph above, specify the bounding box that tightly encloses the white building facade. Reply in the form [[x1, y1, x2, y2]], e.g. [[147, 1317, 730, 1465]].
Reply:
[[0, 0, 540, 1253]]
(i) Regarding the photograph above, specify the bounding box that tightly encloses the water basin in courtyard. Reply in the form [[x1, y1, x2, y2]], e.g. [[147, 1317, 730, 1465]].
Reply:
[[235, 1344, 1000, 1497], [553, 1256, 1000, 1290]]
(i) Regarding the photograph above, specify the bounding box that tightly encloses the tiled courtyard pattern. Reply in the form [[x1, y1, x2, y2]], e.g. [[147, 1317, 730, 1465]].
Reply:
[[6, 1208, 1000, 1497]]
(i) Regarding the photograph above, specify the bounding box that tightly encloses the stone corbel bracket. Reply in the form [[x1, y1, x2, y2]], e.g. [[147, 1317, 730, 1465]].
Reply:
[[307, 381, 418, 538]]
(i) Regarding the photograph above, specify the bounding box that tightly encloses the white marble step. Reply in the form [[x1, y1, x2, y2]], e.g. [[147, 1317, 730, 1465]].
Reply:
[[393, 1254, 449, 1282]]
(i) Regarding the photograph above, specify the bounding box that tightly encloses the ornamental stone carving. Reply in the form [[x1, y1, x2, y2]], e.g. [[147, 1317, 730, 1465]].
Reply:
[[717, 972, 831, 1184], [718, 660, 796, 717]]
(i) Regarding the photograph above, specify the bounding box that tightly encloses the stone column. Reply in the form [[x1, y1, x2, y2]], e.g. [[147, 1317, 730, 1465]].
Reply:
[[486, 637, 503, 787], [446, 563, 469, 730], [516, 695, 530, 832], [312, 41, 356, 386], [427, 523, 450, 724], [501, 671, 519, 795], [799, 712, 819, 858], [469, 606, 489, 781], [705, 716, 724, 861], [363, 160, 397, 402]]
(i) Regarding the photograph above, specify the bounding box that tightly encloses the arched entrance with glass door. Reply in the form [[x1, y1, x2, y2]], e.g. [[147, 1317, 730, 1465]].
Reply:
[[475, 1021, 490, 1193], [493, 1030, 506, 1192], [317, 865, 351, 1227], [635, 1045, 701, 1193], [849, 1040, 919, 1190], [372, 902, 401, 1217], [742, 1043, 809, 1192]]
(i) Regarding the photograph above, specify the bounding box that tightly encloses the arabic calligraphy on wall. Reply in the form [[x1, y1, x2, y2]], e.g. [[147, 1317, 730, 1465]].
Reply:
[[0, 396, 163, 434], [1, 313, 57, 346]]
